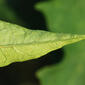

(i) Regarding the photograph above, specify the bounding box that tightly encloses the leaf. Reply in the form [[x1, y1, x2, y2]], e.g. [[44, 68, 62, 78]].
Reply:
[[36, 0, 85, 85], [36, 0, 85, 34], [0, 20, 84, 67]]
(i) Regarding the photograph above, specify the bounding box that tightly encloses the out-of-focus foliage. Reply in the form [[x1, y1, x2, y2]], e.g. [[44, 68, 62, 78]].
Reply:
[[0, 0, 23, 24], [0, 20, 84, 67], [36, 0, 85, 85]]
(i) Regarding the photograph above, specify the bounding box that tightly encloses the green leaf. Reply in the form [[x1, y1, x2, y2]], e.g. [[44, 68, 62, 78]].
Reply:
[[36, 0, 85, 34], [0, 20, 84, 67], [36, 0, 85, 85]]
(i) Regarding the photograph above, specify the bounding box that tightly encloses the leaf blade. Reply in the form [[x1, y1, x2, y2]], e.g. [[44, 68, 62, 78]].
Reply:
[[0, 20, 85, 67]]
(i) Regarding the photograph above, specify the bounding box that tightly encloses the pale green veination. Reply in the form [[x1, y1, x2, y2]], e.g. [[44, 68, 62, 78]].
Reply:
[[0, 20, 85, 67]]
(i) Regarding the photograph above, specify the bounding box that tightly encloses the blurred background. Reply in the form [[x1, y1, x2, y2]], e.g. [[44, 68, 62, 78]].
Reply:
[[0, 0, 64, 85]]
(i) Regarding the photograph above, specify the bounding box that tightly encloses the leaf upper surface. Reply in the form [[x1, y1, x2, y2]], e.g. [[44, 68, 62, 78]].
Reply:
[[0, 20, 85, 67]]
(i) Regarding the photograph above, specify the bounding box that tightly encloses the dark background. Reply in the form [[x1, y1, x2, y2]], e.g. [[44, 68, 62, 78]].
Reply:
[[0, 0, 64, 85]]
